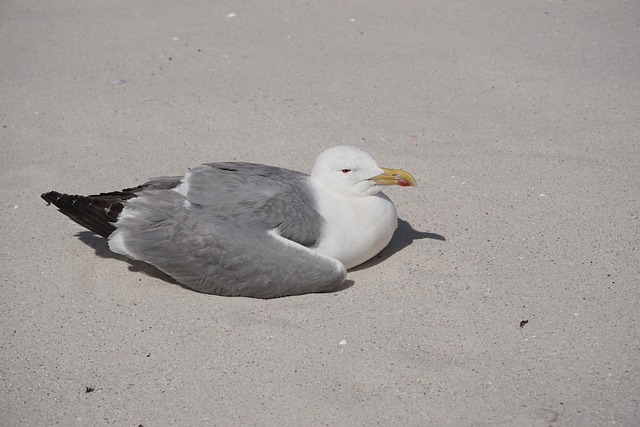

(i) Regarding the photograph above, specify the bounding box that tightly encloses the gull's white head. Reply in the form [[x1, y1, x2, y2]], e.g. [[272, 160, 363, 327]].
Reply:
[[310, 146, 416, 197]]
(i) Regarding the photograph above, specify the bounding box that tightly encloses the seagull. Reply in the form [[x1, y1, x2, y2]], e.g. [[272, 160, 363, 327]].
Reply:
[[42, 145, 416, 298]]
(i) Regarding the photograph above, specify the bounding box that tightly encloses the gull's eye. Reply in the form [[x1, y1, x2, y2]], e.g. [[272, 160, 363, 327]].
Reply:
[[341, 169, 351, 173]]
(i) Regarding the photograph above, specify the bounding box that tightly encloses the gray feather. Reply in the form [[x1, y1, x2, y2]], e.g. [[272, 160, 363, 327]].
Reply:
[[110, 163, 345, 298]]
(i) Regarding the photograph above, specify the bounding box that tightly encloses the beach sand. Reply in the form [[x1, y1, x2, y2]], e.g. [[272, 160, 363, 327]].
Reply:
[[2, 0, 638, 425]]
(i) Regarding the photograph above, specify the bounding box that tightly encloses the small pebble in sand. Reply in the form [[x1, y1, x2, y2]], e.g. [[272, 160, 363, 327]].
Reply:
[[227, 12, 236, 18], [338, 339, 348, 347]]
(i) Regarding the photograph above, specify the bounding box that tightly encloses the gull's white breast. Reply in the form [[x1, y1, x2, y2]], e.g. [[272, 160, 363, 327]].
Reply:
[[310, 180, 398, 269]]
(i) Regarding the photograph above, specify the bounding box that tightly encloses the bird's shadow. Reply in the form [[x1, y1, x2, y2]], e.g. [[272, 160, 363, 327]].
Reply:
[[350, 218, 445, 271], [76, 231, 182, 286]]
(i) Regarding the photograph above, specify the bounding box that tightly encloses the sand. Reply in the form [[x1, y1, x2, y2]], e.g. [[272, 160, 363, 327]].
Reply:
[[1, 0, 639, 425]]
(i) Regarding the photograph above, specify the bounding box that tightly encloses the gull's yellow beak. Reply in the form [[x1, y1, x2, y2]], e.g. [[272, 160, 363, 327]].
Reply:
[[370, 167, 417, 187]]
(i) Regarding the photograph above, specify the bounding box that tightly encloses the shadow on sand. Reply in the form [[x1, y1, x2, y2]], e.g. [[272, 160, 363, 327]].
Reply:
[[350, 218, 445, 271], [77, 231, 181, 285]]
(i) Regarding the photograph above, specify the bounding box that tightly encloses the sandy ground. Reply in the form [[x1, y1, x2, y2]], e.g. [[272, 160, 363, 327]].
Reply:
[[2, 0, 639, 425]]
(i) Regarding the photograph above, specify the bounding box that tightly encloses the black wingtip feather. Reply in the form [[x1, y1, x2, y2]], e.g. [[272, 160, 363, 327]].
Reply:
[[41, 187, 145, 238]]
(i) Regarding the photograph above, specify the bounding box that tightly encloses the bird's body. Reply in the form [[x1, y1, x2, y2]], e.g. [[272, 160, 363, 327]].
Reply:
[[42, 146, 416, 298]]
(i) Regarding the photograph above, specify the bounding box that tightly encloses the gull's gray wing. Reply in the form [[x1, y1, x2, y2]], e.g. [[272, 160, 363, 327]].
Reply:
[[181, 162, 325, 246], [109, 162, 346, 298]]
